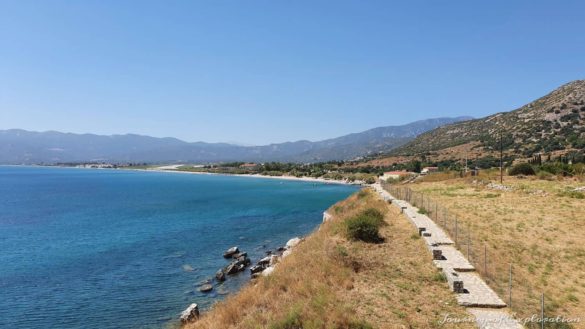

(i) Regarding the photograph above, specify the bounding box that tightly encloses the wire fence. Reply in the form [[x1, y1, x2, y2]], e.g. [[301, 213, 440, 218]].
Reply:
[[380, 182, 572, 329]]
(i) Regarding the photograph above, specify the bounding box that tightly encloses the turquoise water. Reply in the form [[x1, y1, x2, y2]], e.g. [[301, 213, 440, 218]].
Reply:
[[0, 167, 357, 329]]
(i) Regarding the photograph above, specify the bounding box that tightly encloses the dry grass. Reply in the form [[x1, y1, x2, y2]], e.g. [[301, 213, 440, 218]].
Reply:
[[184, 189, 473, 329], [409, 175, 585, 328]]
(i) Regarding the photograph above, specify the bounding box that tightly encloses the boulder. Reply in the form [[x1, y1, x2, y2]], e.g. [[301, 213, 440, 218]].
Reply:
[[180, 303, 200, 323], [225, 259, 247, 275], [286, 237, 301, 249], [236, 255, 251, 266], [224, 262, 239, 275], [223, 246, 239, 258], [232, 252, 248, 259], [199, 284, 213, 293], [257, 256, 271, 266], [269, 255, 279, 266], [250, 264, 264, 274], [215, 269, 226, 282], [277, 246, 286, 252], [262, 266, 275, 276], [282, 249, 292, 259]]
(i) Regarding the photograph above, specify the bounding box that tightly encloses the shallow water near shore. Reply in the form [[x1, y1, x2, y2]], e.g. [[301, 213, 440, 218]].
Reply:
[[0, 166, 357, 329]]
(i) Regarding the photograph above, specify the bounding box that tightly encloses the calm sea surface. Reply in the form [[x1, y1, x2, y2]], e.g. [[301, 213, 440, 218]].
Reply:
[[0, 166, 357, 328]]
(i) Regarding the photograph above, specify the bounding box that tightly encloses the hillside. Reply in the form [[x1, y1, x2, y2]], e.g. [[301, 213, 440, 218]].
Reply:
[[184, 189, 473, 329], [0, 117, 467, 164], [391, 80, 585, 159]]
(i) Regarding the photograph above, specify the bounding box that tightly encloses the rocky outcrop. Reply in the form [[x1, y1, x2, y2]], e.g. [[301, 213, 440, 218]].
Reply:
[[285, 237, 301, 249], [224, 254, 251, 275], [232, 252, 247, 259], [180, 303, 200, 323], [223, 246, 239, 258], [199, 284, 213, 293], [215, 269, 226, 282], [250, 236, 303, 277]]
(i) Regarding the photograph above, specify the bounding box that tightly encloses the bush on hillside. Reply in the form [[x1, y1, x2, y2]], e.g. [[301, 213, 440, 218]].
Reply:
[[364, 176, 376, 184], [345, 209, 385, 243], [362, 208, 384, 222], [509, 163, 536, 176]]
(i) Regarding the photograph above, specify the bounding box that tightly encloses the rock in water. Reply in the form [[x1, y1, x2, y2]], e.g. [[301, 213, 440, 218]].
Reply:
[[182, 264, 195, 272], [180, 303, 199, 323], [215, 269, 226, 282], [224, 262, 240, 275], [232, 251, 248, 259], [199, 284, 213, 293], [223, 246, 239, 258], [236, 255, 251, 266], [258, 256, 271, 266], [250, 264, 264, 274]]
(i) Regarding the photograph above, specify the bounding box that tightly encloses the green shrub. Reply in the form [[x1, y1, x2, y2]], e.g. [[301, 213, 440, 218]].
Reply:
[[361, 208, 384, 222], [432, 272, 447, 282], [345, 210, 385, 243], [537, 171, 556, 181], [558, 190, 585, 199], [509, 163, 536, 176], [356, 190, 368, 198], [364, 176, 376, 184]]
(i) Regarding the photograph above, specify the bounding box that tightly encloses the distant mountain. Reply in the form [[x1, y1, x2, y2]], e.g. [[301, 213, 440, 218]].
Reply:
[[392, 80, 585, 158], [0, 117, 469, 164]]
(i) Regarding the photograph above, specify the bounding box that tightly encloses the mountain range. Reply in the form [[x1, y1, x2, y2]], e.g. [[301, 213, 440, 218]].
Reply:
[[0, 117, 470, 164]]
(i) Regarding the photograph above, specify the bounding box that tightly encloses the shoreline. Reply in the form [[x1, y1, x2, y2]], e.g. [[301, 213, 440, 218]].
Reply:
[[127, 168, 365, 186], [0, 164, 365, 186]]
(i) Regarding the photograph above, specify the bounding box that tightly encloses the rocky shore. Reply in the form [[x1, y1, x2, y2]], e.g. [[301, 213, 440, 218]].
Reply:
[[180, 236, 305, 324]]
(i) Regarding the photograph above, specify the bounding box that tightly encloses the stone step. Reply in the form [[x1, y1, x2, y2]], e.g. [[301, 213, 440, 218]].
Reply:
[[454, 272, 507, 308], [433, 245, 475, 272]]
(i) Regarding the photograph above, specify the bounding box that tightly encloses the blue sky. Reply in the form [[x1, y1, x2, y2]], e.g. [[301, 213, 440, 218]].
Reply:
[[1, 1, 584, 145]]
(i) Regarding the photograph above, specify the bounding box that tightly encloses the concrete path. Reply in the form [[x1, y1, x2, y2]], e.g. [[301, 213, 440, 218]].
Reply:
[[371, 183, 523, 328], [433, 245, 475, 272], [468, 309, 524, 329]]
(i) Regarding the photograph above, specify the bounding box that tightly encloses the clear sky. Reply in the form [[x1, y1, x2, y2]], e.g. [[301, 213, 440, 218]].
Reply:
[[1, 1, 584, 145]]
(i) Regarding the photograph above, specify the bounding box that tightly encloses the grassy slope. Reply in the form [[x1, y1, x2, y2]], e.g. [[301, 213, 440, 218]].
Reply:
[[409, 174, 585, 327], [185, 189, 473, 329]]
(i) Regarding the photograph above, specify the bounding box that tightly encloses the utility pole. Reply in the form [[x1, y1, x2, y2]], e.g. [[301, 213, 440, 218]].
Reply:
[[499, 131, 503, 184]]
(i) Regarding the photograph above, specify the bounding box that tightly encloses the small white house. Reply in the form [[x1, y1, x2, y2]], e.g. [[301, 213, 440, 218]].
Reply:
[[421, 166, 439, 175]]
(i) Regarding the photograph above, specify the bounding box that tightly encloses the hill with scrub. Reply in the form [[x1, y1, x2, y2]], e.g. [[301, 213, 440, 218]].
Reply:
[[389, 80, 585, 161]]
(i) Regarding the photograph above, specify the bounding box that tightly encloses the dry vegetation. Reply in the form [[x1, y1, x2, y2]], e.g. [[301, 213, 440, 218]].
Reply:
[[184, 189, 473, 329], [409, 173, 585, 328]]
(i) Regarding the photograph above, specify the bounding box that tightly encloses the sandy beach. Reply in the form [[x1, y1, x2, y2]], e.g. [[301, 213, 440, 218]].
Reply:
[[134, 166, 365, 186]]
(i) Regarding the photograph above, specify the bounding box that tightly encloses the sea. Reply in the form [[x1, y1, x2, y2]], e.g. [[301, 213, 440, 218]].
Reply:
[[0, 166, 358, 328]]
